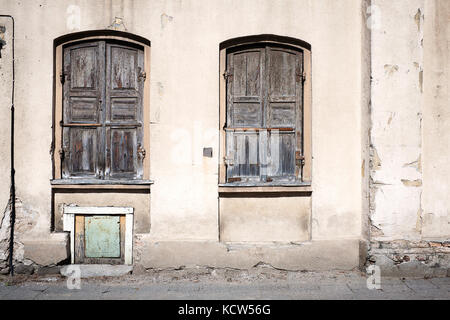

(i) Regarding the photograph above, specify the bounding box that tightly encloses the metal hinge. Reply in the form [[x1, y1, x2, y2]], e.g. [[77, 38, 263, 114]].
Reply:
[[138, 69, 146, 82], [223, 156, 234, 166], [296, 71, 306, 83], [227, 177, 241, 183], [60, 70, 70, 84], [223, 70, 233, 81], [137, 144, 146, 159], [295, 151, 305, 166], [59, 146, 69, 159]]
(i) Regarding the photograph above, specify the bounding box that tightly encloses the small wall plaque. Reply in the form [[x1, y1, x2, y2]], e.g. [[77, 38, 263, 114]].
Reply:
[[203, 147, 213, 158]]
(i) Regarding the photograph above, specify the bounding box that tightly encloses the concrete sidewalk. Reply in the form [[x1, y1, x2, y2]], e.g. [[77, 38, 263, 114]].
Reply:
[[0, 268, 448, 300]]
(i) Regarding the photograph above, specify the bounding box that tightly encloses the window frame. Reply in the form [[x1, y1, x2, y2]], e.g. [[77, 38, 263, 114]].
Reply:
[[52, 32, 151, 186], [218, 35, 312, 192]]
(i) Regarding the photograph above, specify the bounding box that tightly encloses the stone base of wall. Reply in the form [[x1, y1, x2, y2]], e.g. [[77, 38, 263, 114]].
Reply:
[[136, 238, 363, 271], [0, 233, 70, 275], [368, 240, 450, 277]]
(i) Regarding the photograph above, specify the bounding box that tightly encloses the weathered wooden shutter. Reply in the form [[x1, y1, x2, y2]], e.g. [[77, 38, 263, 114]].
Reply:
[[225, 44, 303, 183], [225, 47, 264, 182], [62, 41, 105, 178], [266, 46, 303, 181], [62, 41, 145, 180], [105, 43, 144, 179]]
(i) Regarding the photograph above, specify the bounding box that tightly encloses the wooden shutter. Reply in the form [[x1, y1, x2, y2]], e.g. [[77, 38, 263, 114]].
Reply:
[[62, 40, 145, 180], [225, 47, 264, 182], [266, 46, 303, 181], [224, 44, 304, 183], [105, 43, 144, 179], [62, 41, 105, 178]]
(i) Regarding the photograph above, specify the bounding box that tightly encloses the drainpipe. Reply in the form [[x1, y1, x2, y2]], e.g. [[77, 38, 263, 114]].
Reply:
[[0, 15, 15, 277]]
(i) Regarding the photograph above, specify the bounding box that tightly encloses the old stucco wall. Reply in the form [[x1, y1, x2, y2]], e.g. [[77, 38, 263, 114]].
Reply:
[[0, 16, 13, 273], [369, 0, 449, 277], [422, 0, 450, 240], [0, 0, 367, 272]]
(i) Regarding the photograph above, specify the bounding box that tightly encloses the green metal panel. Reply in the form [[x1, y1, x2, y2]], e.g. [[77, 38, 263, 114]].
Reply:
[[85, 216, 120, 258]]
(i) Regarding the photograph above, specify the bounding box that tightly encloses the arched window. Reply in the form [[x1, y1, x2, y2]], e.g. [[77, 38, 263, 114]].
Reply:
[[219, 35, 312, 187], [52, 31, 151, 184]]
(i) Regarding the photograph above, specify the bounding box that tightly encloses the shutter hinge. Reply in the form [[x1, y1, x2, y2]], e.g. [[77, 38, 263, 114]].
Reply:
[[223, 156, 234, 166], [295, 151, 305, 166], [59, 145, 69, 160], [60, 70, 70, 84], [138, 70, 146, 82], [296, 71, 306, 83], [137, 144, 146, 159], [223, 70, 233, 81]]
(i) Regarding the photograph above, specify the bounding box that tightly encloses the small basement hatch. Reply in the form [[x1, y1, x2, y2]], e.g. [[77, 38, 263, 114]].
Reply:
[[63, 206, 133, 265]]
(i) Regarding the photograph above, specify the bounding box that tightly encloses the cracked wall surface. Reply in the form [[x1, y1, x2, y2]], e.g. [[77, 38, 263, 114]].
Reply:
[[370, 0, 425, 242], [369, 0, 449, 276], [0, 17, 12, 274]]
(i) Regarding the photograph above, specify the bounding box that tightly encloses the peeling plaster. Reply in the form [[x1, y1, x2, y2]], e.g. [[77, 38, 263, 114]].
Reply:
[[401, 179, 422, 187], [370, 146, 382, 171], [414, 9, 422, 32], [419, 69, 424, 93], [107, 17, 127, 31], [384, 64, 399, 76], [161, 13, 173, 29], [416, 206, 423, 232], [387, 112, 395, 125], [403, 154, 422, 172]]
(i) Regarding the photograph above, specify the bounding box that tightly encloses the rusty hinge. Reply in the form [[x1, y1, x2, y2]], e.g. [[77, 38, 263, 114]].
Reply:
[[59, 70, 70, 84], [227, 177, 241, 183], [223, 70, 233, 81], [223, 156, 234, 166], [60, 70, 70, 84], [138, 69, 146, 82], [59, 146, 69, 159], [296, 70, 306, 83], [296, 151, 305, 166], [137, 144, 146, 159]]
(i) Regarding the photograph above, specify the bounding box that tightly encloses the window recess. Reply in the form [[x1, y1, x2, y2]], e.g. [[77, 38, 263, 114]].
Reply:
[[58, 39, 146, 181], [222, 44, 308, 186]]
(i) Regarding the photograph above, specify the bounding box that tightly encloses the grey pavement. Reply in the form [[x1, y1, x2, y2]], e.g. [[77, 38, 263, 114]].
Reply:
[[0, 268, 449, 300]]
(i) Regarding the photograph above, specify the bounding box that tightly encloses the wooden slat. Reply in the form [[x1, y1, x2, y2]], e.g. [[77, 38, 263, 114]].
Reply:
[[74, 215, 85, 264], [61, 123, 102, 127], [224, 127, 294, 132]]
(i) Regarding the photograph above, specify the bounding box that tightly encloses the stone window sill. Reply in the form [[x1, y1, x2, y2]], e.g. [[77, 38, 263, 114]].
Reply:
[[50, 179, 154, 190], [218, 182, 312, 194]]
